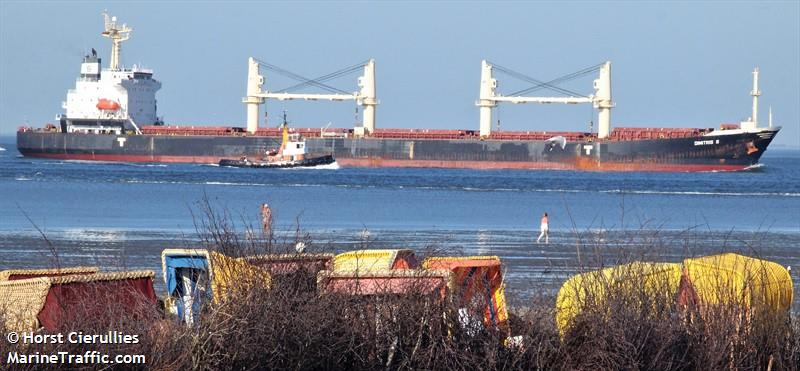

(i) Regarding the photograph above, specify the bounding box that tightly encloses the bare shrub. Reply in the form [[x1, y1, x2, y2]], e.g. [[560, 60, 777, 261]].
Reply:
[[3, 201, 797, 371]]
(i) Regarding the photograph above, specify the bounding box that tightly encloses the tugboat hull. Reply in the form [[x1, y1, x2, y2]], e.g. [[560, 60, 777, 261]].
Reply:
[[219, 154, 335, 168]]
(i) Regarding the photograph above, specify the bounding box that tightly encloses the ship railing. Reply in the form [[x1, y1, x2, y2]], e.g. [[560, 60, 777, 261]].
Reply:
[[488, 131, 590, 141], [608, 127, 705, 141], [141, 125, 247, 136], [372, 133, 467, 140], [719, 123, 740, 130], [133, 125, 706, 142], [254, 128, 350, 138], [139, 125, 353, 138], [18, 125, 61, 133], [369, 128, 478, 140], [321, 131, 349, 138]]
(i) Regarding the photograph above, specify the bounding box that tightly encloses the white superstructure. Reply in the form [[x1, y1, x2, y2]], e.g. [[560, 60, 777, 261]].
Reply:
[[61, 12, 161, 134]]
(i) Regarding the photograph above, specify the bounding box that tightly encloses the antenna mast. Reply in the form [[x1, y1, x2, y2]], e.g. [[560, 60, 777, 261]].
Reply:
[[101, 11, 132, 70], [751, 67, 761, 127]]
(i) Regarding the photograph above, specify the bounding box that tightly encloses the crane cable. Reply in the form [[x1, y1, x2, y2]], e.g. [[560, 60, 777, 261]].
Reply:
[[489, 62, 583, 97], [253, 58, 365, 95], [276, 60, 370, 94], [509, 62, 605, 97], [489, 61, 604, 98]]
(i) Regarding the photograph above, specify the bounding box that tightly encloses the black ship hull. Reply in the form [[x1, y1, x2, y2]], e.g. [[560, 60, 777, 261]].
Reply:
[[220, 155, 335, 168], [16, 128, 779, 172]]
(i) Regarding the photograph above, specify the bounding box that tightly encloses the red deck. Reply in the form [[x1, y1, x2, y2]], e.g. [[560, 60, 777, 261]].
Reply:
[[132, 125, 721, 142]]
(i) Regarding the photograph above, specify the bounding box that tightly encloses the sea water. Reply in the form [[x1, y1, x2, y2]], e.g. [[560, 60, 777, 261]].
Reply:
[[1, 139, 798, 304]]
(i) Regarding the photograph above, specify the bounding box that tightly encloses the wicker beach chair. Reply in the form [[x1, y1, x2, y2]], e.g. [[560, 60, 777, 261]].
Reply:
[[243, 253, 333, 291], [0, 266, 99, 281], [332, 249, 419, 273], [422, 256, 511, 335], [0, 271, 157, 332], [161, 249, 272, 325], [679, 253, 793, 315], [554, 262, 682, 336]]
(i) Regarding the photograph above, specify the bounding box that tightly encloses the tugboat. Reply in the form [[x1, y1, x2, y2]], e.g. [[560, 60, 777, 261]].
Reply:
[[219, 113, 335, 169]]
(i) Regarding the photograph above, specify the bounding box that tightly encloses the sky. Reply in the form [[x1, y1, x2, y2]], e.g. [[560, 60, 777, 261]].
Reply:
[[1, 1, 798, 147]]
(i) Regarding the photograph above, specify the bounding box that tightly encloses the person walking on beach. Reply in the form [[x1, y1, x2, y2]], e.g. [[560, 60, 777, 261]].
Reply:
[[537, 212, 549, 244]]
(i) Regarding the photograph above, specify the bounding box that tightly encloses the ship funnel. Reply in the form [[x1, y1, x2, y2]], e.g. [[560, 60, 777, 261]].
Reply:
[[80, 52, 102, 80]]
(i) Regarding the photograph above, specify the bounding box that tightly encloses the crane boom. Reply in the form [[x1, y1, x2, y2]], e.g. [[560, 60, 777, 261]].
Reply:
[[490, 96, 592, 104], [477, 60, 612, 138]]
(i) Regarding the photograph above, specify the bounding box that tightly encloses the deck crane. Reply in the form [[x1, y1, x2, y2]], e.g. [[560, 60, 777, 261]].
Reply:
[[477, 60, 613, 138], [244, 58, 377, 135]]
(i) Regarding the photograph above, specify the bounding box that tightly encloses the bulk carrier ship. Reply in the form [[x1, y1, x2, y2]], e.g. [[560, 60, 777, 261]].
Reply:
[[16, 13, 781, 172]]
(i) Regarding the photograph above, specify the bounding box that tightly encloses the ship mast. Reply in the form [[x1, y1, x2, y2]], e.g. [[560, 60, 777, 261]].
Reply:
[[740, 67, 763, 131], [101, 12, 132, 71], [751, 67, 761, 127]]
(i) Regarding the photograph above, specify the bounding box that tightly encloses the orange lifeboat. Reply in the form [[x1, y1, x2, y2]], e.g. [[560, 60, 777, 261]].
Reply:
[[96, 98, 121, 111]]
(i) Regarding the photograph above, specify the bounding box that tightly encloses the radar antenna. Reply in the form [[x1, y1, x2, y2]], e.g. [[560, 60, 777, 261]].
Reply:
[[101, 11, 132, 70]]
